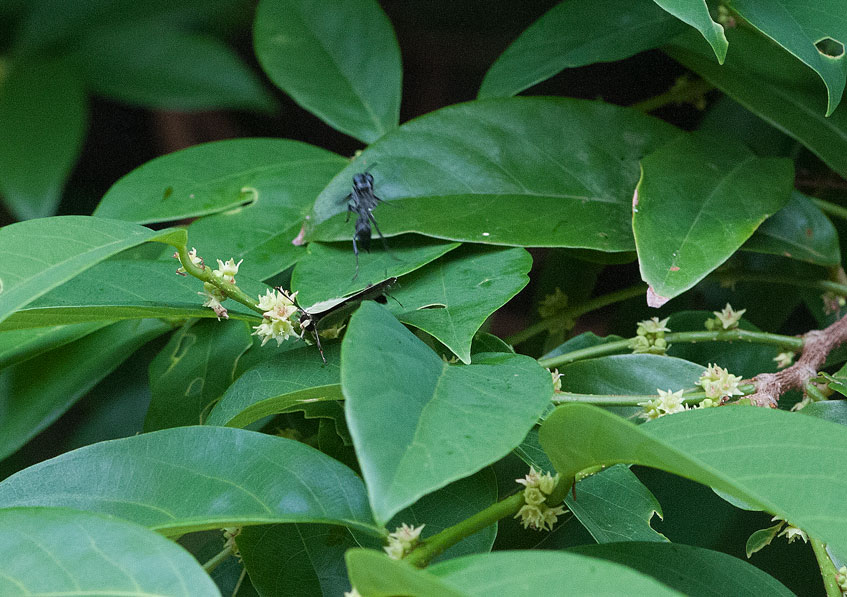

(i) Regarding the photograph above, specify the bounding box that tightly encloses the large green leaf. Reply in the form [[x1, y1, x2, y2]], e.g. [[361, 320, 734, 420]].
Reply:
[[0, 319, 173, 462], [540, 404, 847, 557], [290, 237, 460, 306], [253, 0, 401, 143], [634, 133, 793, 305], [477, 0, 687, 98], [307, 98, 680, 251], [75, 24, 274, 111], [556, 354, 705, 396], [653, 0, 727, 63], [0, 507, 220, 596], [346, 549, 684, 596], [730, 0, 847, 116], [667, 27, 847, 179], [0, 59, 87, 219], [0, 426, 380, 536], [0, 216, 184, 327], [570, 542, 793, 596], [145, 320, 253, 431], [205, 343, 343, 428], [342, 302, 551, 524], [0, 260, 264, 331], [0, 322, 110, 368], [743, 190, 841, 266], [95, 138, 345, 227], [387, 246, 531, 363]]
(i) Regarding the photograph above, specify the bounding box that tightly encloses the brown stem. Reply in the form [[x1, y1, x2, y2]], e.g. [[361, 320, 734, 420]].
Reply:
[[747, 313, 847, 407]]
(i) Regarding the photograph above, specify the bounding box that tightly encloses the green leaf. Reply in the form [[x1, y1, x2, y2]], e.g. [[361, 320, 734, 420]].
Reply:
[[571, 542, 794, 596], [308, 98, 680, 251], [342, 302, 551, 524], [0, 426, 380, 536], [347, 549, 685, 596], [0, 319, 173, 462], [145, 320, 253, 431], [0, 507, 220, 596], [253, 0, 401, 143], [205, 343, 343, 428], [477, 0, 687, 98], [746, 522, 783, 558], [667, 27, 847, 179], [95, 138, 345, 230], [291, 237, 460, 306], [0, 216, 184, 328], [75, 24, 274, 111], [653, 0, 727, 63], [388, 246, 531, 363], [238, 523, 358, 596], [0, 59, 87, 219], [557, 354, 705, 395], [731, 0, 847, 116], [0, 322, 110, 368], [744, 191, 841, 266], [634, 133, 793, 305], [540, 403, 847, 557], [0, 260, 263, 331], [801, 400, 847, 425]]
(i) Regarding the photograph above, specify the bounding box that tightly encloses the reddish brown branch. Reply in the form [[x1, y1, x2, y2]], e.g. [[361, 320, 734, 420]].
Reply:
[[747, 313, 847, 407]]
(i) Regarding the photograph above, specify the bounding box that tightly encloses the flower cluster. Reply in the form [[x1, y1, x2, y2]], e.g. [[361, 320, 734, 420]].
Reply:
[[629, 317, 670, 355], [773, 351, 795, 369], [252, 288, 299, 346], [538, 287, 568, 319], [222, 527, 241, 559], [698, 363, 744, 401], [550, 368, 562, 393], [704, 303, 745, 331], [383, 523, 425, 560], [836, 566, 847, 592], [175, 247, 203, 275], [514, 467, 567, 531], [639, 389, 686, 420], [199, 255, 243, 320], [771, 517, 808, 544]]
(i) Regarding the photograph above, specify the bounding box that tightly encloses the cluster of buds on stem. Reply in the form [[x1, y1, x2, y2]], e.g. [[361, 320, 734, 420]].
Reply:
[[629, 317, 670, 355], [704, 303, 745, 331], [383, 523, 425, 560], [514, 467, 567, 531], [698, 363, 744, 402], [253, 288, 299, 346]]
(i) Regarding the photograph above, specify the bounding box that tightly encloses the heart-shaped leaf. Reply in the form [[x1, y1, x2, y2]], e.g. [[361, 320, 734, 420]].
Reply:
[[0, 59, 87, 220], [0, 507, 220, 596], [342, 302, 551, 524], [388, 245, 531, 363], [478, 0, 687, 98], [254, 0, 401, 143], [0, 426, 381, 536], [539, 404, 847, 557], [0, 216, 184, 327], [634, 132, 793, 305], [730, 0, 847, 116], [308, 97, 680, 252]]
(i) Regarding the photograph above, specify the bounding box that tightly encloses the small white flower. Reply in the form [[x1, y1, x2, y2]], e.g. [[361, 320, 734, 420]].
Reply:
[[252, 288, 299, 346], [773, 352, 794, 369], [639, 389, 687, 420], [175, 247, 203, 275], [712, 303, 746, 330], [383, 523, 424, 560], [638, 317, 670, 335], [698, 364, 743, 400], [550, 368, 562, 393], [213, 257, 243, 284], [199, 283, 228, 320], [344, 589, 362, 597]]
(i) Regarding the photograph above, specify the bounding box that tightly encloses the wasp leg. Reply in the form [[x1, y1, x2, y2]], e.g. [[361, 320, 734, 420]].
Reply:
[[352, 234, 360, 281], [367, 211, 398, 260], [312, 328, 327, 364]]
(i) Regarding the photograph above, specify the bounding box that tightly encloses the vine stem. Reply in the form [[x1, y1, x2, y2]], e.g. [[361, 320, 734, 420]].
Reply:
[[551, 384, 756, 407], [404, 493, 525, 568], [203, 544, 234, 573], [714, 270, 847, 296], [630, 76, 714, 112], [538, 329, 802, 369], [810, 537, 842, 597], [506, 284, 647, 346]]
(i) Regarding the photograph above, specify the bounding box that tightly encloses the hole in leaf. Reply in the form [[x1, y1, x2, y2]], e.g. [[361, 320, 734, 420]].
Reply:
[[816, 37, 844, 59]]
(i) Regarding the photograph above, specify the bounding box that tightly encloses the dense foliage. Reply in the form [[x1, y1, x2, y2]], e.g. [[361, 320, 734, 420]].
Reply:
[[1, 1, 846, 595]]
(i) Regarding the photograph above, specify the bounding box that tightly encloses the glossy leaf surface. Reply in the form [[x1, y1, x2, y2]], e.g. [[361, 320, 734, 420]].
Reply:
[[342, 302, 551, 524], [0, 216, 184, 328], [308, 98, 680, 251], [634, 133, 793, 304], [0, 426, 380, 535], [540, 404, 847, 557], [653, 0, 727, 63], [478, 0, 687, 98], [254, 0, 401, 142], [0, 507, 220, 596]]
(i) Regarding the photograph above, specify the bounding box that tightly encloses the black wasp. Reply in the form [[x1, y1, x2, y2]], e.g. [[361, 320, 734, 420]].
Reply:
[[344, 171, 393, 280]]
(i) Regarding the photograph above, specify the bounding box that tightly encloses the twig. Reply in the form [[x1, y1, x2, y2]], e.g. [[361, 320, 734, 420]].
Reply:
[[747, 312, 847, 407]]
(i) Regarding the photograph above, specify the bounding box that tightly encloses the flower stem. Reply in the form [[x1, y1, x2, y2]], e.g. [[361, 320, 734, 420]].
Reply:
[[551, 384, 755, 407], [714, 270, 847, 296], [203, 544, 234, 573], [507, 284, 647, 346], [810, 537, 842, 597], [404, 492, 526, 568], [174, 244, 264, 316], [630, 76, 714, 113]]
